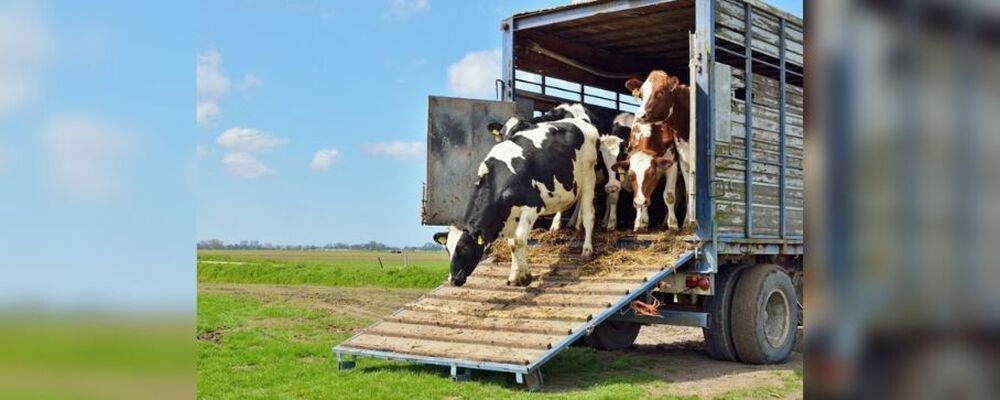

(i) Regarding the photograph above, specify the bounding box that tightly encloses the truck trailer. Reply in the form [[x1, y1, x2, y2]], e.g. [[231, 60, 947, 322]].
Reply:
[[336, 0, 804, 390]]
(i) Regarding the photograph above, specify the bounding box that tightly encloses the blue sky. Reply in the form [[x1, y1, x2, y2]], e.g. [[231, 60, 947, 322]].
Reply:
[[0, 0, 800, 311], [0, 0, 194, 310], [196, 0, 803, 248]]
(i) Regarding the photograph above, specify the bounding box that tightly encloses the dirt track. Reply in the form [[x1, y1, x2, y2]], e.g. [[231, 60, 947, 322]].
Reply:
[[201, 283, 802, 398]]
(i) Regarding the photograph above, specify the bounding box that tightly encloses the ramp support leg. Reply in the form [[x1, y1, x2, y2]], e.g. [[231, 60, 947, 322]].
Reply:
[[516, 370, 544, 391], [450, 365, 471, 382], [336, 353, 356, 370]]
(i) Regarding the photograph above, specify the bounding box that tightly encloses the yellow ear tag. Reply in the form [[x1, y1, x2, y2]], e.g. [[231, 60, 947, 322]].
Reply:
[[491, 129, 501, 141], [631, 88, 641, 99], [477, 235, 485, 246]]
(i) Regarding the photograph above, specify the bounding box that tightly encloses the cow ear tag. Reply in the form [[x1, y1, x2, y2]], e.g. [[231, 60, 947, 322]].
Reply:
[[477, 235, 485, 246], [631, 88, 641, 99], [491, 128, 502, 142]]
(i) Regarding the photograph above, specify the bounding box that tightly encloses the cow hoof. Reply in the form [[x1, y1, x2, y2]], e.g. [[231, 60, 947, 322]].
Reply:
[[507, 273, 533, 287], [581, 247, 594, 259]]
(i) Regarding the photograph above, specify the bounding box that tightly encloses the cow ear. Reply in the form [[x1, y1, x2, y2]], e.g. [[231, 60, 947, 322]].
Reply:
[[487, 122, 504, 141], [667, 76, 679, 91], [611, 160, 630, 175], [433, 232, 448, 246], [625, 78, 643, 91], [654, 157, 674, 170]]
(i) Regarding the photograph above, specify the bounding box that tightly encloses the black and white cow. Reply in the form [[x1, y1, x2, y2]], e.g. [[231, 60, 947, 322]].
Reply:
[[486, 103, 598, 231], [435, 111, 599, 287]]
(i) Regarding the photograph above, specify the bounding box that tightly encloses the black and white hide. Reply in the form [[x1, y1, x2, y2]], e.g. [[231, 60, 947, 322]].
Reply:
[[435, 117, 599, 287], [485, 103, 600, 231]]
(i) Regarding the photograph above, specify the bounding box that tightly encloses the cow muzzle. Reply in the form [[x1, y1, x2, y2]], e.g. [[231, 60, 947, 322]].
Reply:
[[605, 184, 620, 194], [449, 271, 467, 287]]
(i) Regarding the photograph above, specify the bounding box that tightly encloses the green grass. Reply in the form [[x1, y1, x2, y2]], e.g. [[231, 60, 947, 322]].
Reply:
[[198, 291, 663, 400], [0, 315, 192, 399], [197, 286, 804, 399], [196, 250, 803, 399], [198, 250, 449, 289]]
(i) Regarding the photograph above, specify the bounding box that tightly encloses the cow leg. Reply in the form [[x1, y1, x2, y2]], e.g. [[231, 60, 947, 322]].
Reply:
[[549, 212, 562, 231], [508, 208, 538, 286], [634, 207, 649, 232], [663, 160, 679, 230], [676, 139, 695, 228], [604, 190, 619, 230], [579, 183, 595, 259], [569, 203, 581, 230]]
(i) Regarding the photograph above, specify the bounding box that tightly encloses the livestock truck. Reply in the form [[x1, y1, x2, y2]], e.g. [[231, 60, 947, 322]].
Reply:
[[337, 0, 804, 389]]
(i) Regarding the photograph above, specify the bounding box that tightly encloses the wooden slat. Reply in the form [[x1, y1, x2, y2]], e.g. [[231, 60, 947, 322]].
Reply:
[[365, 321, 563, 350], [403, 298, 600, 322], [458, 281, 633, 296], [342, 334, 544, 366], [469, 271, 651, 285], [384, 310, 581, 336], [427, 287, 621, 308]]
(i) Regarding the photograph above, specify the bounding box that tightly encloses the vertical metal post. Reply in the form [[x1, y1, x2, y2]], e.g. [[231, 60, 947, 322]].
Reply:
[[743, 2, 754, 238], [615, 91, 620, 110], [694, 0, 717, 273], [501, 17, 515, 101], [541, 75, 547, 95], [778, 18, 787, 238], [579, 83, 585, 103]]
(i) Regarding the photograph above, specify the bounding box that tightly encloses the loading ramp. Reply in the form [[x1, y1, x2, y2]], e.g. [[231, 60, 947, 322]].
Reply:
[[334, 249, 696, 390]]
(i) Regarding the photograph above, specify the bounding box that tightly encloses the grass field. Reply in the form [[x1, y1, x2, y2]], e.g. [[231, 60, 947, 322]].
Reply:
[[197, 250, 803, 399], [198, 250, 449, 288]]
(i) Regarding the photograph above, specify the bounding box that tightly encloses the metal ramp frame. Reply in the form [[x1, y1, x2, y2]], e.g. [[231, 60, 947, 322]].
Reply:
[[334, 250, 696, 390]]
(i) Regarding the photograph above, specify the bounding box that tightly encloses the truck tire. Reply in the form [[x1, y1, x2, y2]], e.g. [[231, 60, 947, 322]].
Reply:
[[702, 264, 750, 361], [731, 264, 798, 364], [585, 320, 641, 350]]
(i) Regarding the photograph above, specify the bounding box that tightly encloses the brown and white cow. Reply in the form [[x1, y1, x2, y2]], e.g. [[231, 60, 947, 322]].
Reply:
[[613, 70, 693, 231]]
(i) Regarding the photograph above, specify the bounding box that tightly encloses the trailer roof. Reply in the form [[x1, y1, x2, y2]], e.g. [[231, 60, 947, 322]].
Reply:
[[514, 0, 802, 27], [509, 0, 802, 94]]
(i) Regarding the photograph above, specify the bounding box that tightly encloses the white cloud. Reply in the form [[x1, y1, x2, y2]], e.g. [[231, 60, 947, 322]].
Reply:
[[197, 49, 230, 100], [41, 115, 134, 201], [216, 127, 287, 153], [238, 73, 263, 90], [309, 148, 340, 170], [196, 101, 221, 125], [196, 49, 261, 126], [447, 49, 500, 99], [222, 153, 274, 179], [363, 141, 424, 159], [388, 0, 429, 17], [0, 2, 53, 115]]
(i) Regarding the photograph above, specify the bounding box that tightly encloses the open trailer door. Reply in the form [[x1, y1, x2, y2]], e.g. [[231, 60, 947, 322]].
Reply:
[[422, 96, 533, 226]]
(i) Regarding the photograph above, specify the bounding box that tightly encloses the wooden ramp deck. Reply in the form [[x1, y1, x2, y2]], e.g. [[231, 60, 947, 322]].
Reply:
[[334, 249, 696, 389]]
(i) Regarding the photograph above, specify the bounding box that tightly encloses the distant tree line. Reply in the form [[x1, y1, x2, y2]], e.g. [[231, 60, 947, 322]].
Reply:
[[197, 239, 443, 251]]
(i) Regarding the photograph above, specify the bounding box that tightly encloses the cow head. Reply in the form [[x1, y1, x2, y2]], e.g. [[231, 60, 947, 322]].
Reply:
[[433, 225, 487, 286], [612, 151, 674, 208], [486, 117, 531, 143], [599, 135, 626, 193], [625, 70, 681, 125]]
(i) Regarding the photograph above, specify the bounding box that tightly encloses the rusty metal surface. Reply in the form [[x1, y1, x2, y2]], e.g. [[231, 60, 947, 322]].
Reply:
[[423, 96, 531, 226]]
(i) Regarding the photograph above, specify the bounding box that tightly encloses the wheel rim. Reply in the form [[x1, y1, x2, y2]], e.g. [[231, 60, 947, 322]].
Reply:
[[763, 288, 791, 348]]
